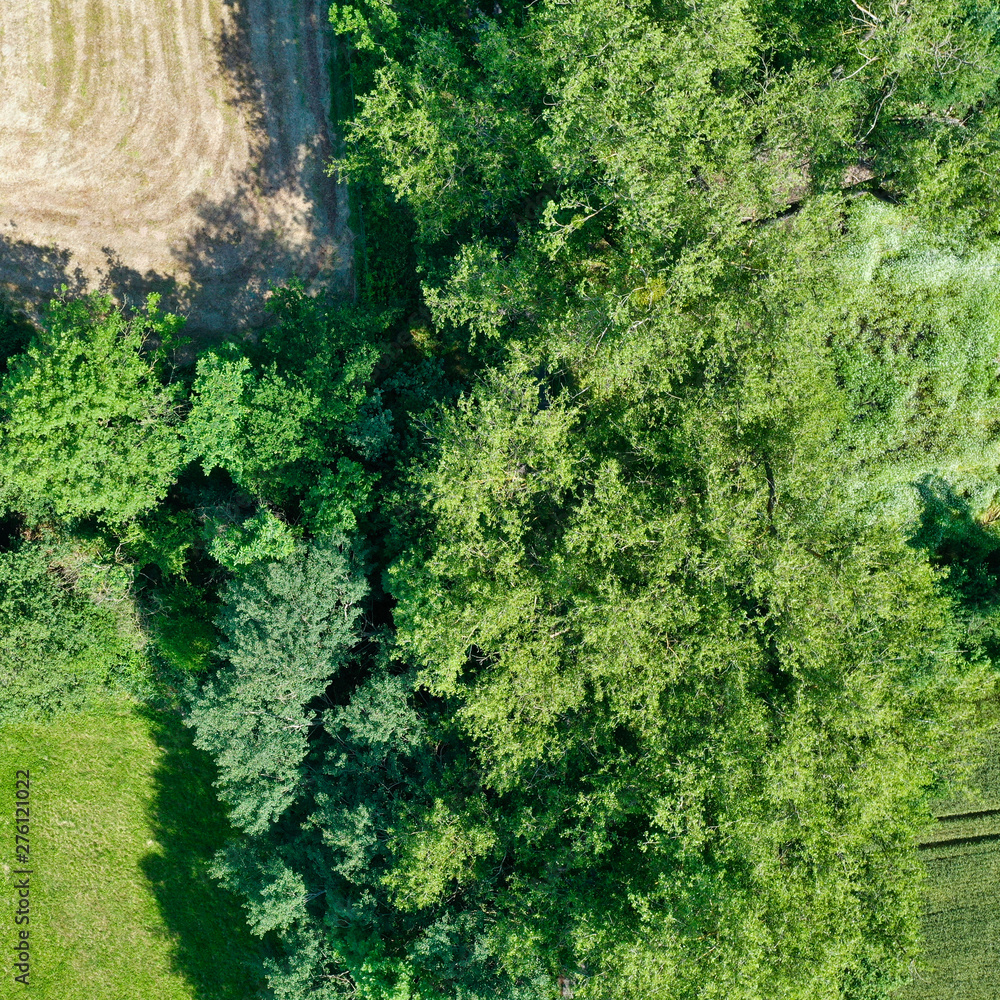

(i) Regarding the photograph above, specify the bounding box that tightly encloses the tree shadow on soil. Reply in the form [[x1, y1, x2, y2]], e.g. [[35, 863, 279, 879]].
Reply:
[[138, 707, 275, 1000], [0, 232, 89, 299], [0, 0, 352, 346]]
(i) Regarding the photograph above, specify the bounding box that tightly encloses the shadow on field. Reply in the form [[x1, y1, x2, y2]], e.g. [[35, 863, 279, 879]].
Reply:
[[138, 708, 273, 1000], [0, 231, 177, 325], [216, 0, 338, 189], [161, 0, 350, 335], [100, 246, 182, 312], [0, 232, 89, 300], [0, 0, 351, 343]]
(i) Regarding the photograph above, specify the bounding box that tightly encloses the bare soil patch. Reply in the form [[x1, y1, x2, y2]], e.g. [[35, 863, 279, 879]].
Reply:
[[0, 0, 352, 335]]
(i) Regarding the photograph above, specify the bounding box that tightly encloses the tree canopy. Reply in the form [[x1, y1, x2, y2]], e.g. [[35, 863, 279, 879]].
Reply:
[[2, 0, 1000, 997], [0, 293, 185, 526]]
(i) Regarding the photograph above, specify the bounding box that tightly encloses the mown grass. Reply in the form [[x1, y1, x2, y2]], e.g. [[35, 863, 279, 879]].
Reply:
[[899, 729, 1000, 1000], [0, 697, 269, 1000]]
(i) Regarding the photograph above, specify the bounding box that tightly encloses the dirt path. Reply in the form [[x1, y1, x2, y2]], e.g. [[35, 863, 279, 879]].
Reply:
[[0, 0, 353, 334]]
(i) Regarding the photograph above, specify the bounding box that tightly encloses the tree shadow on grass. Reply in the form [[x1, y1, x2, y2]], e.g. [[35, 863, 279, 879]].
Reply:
[[138, 707, 276, 1000], [909, 475, 1000, 591]]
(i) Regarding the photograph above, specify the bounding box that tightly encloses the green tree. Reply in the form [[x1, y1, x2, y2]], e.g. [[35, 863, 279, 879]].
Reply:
[[0, 538, 149, 723], [338, 0, 1000, 364], [187, 535, 369, 834], [383, 203, 1000, 998], [0, 293, 185, 526], [184, 287, 388, 535]]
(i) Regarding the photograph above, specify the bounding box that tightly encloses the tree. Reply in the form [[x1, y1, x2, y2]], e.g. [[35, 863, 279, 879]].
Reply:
[[0, 537, 149, 724], [184, 287, 388, 535], [0, 293, 185, 526], [187, 535, 369, 834], [382, 203, 999, 998]]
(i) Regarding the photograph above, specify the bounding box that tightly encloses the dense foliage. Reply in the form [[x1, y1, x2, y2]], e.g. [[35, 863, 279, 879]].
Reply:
[[0, 293, 187, 525], [0, 536, 147, 724], [3, 0, 1000, 997]]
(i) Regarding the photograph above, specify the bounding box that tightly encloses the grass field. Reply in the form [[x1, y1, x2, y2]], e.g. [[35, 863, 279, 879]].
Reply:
[[898, 730, 1000, 1000], [0, 0, 352, 333], [0, 698, 269, 1000]]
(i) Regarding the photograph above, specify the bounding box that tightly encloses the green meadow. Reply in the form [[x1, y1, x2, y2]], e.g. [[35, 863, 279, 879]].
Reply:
[[900, 731, 1000, 1000], [0, 698, 268, 1000]]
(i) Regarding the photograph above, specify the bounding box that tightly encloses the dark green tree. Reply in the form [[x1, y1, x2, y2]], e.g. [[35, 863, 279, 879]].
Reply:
[[186, 535, 369, 834]]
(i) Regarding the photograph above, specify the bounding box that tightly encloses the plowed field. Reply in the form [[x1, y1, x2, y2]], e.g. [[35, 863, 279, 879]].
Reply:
[[0, 0, 351, 333]]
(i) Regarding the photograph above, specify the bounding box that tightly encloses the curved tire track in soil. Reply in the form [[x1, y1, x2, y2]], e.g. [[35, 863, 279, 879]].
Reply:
[[0, 0, 352, 335]]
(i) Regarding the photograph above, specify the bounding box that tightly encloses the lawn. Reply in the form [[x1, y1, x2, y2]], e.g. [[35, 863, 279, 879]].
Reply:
[[898, 729, 1000, 1000], [1, 697, 269, 1000]]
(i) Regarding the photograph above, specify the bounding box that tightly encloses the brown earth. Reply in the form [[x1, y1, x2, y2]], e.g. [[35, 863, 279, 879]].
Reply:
[[0, 0, 353, 335]]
